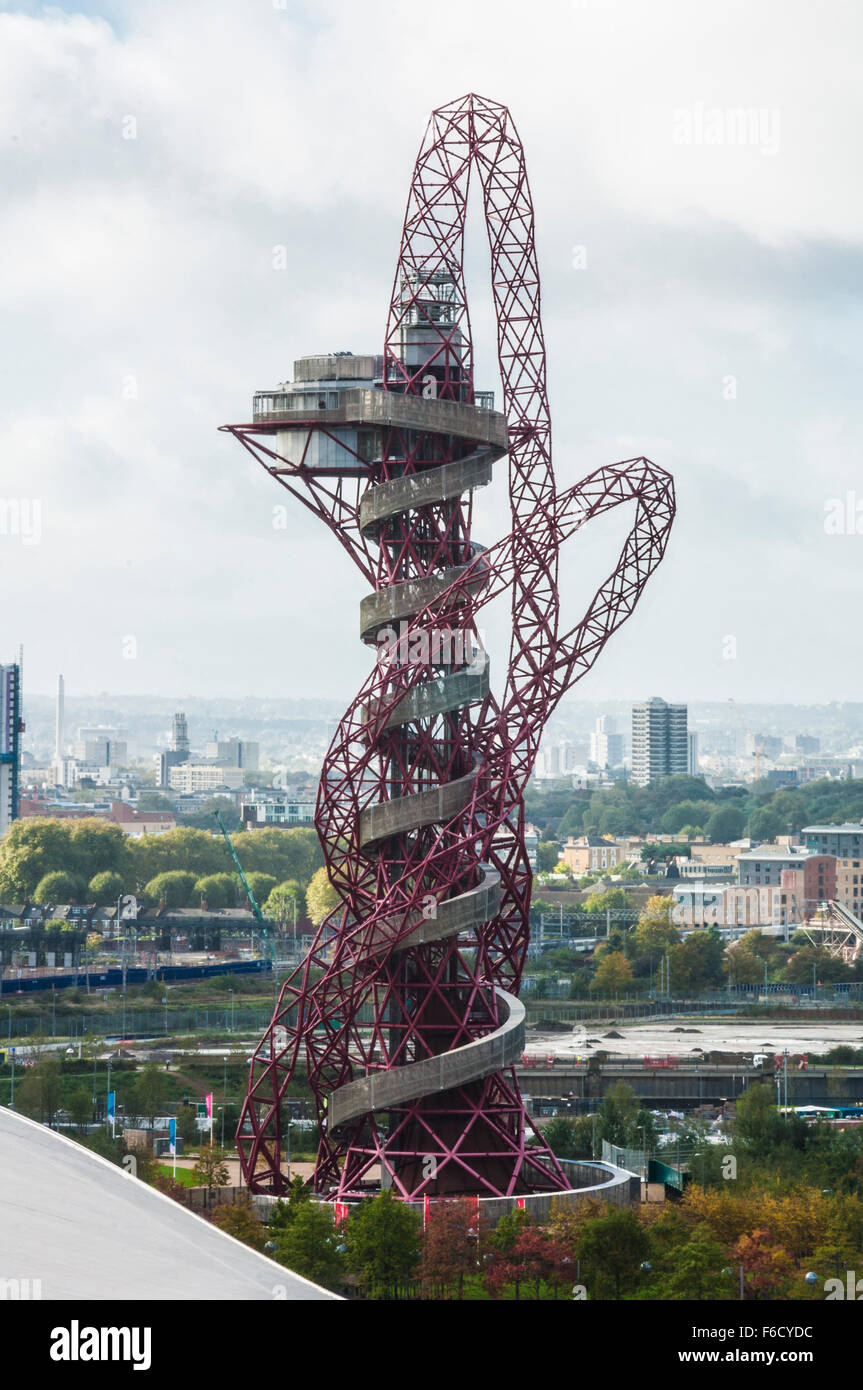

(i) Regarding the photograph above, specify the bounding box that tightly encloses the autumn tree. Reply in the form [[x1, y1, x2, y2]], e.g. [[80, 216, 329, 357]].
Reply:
[[632, 895, 679, 955], [305, 866, 341, 926], [733, 1228, 795, 1300], [420, 1199, 484, 1298], [192, 1145, 231, 1193], [209, 1194, 266, 1251], [589, 950, 633, 995]]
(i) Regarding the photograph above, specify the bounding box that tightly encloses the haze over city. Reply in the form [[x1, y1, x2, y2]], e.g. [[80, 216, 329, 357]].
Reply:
[[3, 0, 863, 702]]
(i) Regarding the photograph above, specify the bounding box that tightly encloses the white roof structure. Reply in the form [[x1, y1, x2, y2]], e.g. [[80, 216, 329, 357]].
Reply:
[[0, 1108, 338, 1301]]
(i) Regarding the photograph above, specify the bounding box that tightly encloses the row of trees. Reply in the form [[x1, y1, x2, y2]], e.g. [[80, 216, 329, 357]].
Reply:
[[525, 773, 863, 845], [0, 819, 326, 913], [534, 894, 863, 997], [72, 1073, 863, 1300], [210, 1174, 863, 1301]]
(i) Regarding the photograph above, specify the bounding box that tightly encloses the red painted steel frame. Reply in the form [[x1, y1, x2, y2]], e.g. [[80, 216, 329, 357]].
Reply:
[[225, 94, 676, 1201]]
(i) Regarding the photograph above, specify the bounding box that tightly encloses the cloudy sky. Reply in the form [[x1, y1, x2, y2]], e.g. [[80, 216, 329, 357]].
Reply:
[[2, 0, 862, 709]]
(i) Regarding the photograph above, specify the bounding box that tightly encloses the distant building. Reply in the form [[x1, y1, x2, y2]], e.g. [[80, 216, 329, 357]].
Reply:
[[169, 764, 244, 793], [524, 822, 540, 871], [631, 697, 688, 787], [72, 736, 127, 767], [0, 662, 22, 836], [589, 716, 623, 770], [171, 712, 190, 755], [834, 856, 863, 916], [205, 737, 259, 771], [795, 734, 820, 756], [687, 731, 699, 776], [160, 710, 191, 789], [800, 823, 863, 859], [241, 797, 315, 828]]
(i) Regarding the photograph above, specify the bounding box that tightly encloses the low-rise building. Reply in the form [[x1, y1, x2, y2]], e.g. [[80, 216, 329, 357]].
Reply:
[[735, 844, 812, 887], [800, 823, 863, 859], [561, 835, 625, 875], [108, 800, 175, 837]]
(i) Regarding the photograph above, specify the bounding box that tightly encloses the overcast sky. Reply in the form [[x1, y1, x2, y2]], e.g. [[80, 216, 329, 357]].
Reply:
[[2, 0, 862, 710]]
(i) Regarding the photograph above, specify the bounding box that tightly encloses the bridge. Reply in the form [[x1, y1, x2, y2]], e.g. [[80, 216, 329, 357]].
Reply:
[[517, 1058, 863, 1109]]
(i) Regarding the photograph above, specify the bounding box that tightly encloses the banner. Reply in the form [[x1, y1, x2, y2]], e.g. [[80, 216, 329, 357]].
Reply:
[[168, 1118, 177, 1155], [423, 1193, 430, 1229], [205, 1093, 213, 1120], [334, 1202, 349, 1226], [107, 1091, 115, 1119]]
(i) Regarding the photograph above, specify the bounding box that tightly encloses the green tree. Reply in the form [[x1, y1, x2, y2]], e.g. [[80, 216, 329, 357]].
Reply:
[[344, 1188, 421, 1297], [734, 1082, 807, 1157], [274, 1200, 345, 1290], [68, 1087, 94, 1131], [244, 872, 277, 906], [661, 801, 713, 835], [33, 870, 83, 904], [537, 842, 561, 872], [175, 1104, 199, 1148], [306, 866, 340, 926], [748, 807, 786, 842], [705, 806, 745, 843], [16, 1053, 65, 1126], [542, 1116, 594, 1159], [230, 828, 322, 888], [667, 929, 725, 992], [87, 870, 126, 905], [194, 873, 236, 909], [576, 1208, 649, 1299], [651, 1223, 730, 1300], [784, 945, 853, 985], [263, 879, 304, 926], [132, 1061, 169, 1127], [144, 870, 197, 908], [130, 827, 227, 887]]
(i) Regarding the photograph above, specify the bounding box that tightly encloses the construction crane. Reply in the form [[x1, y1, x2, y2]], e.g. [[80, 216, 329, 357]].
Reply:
[[213, 809, 268, 941]]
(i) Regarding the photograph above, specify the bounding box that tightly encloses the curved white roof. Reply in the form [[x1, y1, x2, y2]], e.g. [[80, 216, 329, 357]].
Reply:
[[0, 1108, 338, 1301]]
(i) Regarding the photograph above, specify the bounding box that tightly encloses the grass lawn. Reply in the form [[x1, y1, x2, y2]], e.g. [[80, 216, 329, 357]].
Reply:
[[156, 1163, 198, 1187]]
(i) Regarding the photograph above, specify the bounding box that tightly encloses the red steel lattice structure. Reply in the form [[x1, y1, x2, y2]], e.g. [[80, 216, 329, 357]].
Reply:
[[222, 93, 675, 1201]]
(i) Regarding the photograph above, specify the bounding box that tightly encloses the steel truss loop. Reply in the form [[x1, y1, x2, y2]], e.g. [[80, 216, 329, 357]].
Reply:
[[229, 94, 675, 1200]]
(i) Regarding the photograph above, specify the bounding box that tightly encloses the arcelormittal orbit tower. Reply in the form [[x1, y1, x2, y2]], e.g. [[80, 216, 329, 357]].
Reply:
[[222, 94, 675, 1203]]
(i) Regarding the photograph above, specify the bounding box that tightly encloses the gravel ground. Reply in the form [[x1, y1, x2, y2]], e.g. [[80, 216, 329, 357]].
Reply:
[[527, 1020, 863, 1059]]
